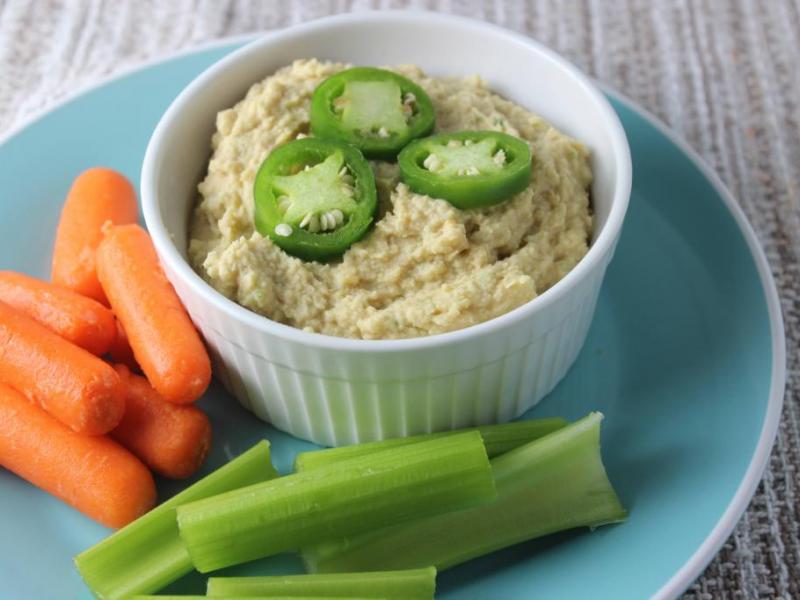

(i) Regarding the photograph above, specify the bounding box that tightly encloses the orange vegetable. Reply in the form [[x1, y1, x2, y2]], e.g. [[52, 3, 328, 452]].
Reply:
[[0, 270, 116, 356], [0, 300, 124, 435], [0, 383, 156, 528], [112, 364, 212, 479], [96, 224, 211, 405], [109, 318, 140, 372], [51, 168, 138, 304]]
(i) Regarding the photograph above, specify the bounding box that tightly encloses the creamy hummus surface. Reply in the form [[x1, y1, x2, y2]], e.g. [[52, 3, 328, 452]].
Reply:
[[188, 59, 593, 339]]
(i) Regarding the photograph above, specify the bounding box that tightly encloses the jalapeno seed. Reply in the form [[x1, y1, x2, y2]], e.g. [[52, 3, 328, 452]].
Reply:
[[274, 223, 293, 237]]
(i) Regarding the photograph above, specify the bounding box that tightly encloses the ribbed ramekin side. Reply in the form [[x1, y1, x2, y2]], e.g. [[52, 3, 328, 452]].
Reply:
[[164, 240, 614, 446]]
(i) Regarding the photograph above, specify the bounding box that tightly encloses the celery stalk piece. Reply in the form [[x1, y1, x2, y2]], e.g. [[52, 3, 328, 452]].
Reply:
[[132, 597, 383, 600], [294, 418, 567, 472], [206, 567, 436, 599], [177, 431, 496, 573], [75, 441, 278, 600], [303, 413, 626, 573], [132, 596, 381, 600]]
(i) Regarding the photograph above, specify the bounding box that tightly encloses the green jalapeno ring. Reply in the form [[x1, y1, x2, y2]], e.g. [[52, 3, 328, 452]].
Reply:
[[254, 138, 377, 261], [397, 130, 533, 209], [311, 67, 436, 160]]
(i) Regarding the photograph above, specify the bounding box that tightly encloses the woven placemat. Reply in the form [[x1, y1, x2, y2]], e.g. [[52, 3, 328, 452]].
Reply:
[[1, 1, 797, 597]]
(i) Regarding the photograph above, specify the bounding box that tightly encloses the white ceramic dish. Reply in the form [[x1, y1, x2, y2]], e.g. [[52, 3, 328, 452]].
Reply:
[[141, 11, 632, 445]]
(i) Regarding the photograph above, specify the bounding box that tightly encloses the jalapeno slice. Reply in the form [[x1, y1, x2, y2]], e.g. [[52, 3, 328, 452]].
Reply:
[[398, 131, 532, 209], [311, 67, 435, 160], [253, 138, 377, 261]]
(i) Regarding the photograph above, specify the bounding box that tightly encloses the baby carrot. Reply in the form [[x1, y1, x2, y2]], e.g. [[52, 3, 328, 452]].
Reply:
[[51, 167, 139, 304], [109, 318, 140, 372], [0, 300, 124, 435], [0, 383, 156, 528], [0, 270, 116, 356], [96, 224, 211, 405], [112, 365, 212, 479]]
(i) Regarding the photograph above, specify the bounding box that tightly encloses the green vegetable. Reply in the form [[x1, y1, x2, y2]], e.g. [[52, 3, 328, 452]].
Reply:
[[254, 138, 377, 261], [303, 413, 626, 572], [398, 130, 532, 208], [75, 442, 278, 600], [129, 597, 283, 600], [294, 418, 567, 472], [177, 431, 496, 573], [133, 596, 371, 600], [311, 67, 435, 159], [207, 567, 436, 599], [132, 597, 381, 600]]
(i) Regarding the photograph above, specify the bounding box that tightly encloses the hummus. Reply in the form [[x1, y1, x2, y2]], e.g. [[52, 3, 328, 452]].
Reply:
[[188, 59, 593, 339]]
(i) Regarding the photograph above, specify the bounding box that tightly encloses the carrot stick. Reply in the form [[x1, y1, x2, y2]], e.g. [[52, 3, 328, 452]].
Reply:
[[109, 318, 140, 372], [0, 300, 124, 435], [112, 365, 212, 479], [51, 168, 138, 304], [0, 382, 156, 528], [96, 224, 211, 405], [0, 270, 116, 356]]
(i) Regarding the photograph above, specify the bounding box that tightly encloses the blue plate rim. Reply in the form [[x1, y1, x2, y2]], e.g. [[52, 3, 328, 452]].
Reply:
[[598, 87, 786, 599], [0, 33, 786, 600]]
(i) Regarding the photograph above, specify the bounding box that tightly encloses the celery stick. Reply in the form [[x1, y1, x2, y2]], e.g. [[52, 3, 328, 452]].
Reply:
[[75, 441, 278, 600], [130, 597, 296, 600], [207, 567, 436, 599], [303, 413, 626, 572], [133, 596, 381, 600], [177, 431, 496, 573], [132, 597, 383, 600], [294, 418, 567, 472]]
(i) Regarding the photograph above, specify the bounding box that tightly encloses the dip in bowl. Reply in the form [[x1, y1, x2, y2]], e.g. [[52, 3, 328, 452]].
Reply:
[[142, 11, 631, 445], [189, 59, 593, 340]]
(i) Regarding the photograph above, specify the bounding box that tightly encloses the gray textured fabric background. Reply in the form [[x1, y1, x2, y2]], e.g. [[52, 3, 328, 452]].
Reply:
[[1, 1, 798, 598]]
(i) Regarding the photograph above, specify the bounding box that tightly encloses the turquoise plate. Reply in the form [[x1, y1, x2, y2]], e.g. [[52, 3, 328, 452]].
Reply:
[[0, 40, 785, 600]]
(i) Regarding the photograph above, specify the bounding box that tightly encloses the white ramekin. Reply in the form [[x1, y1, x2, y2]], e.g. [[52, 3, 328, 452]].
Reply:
[[141, 11, 632, 446]]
